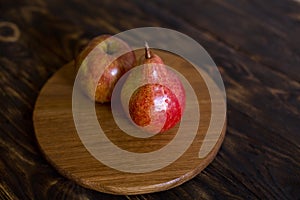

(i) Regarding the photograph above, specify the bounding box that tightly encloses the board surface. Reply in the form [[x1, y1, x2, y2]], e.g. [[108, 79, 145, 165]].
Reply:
[[33, 50, 226, 195]]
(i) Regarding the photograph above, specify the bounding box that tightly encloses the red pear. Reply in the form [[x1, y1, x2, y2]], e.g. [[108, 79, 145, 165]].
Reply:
[[122, 43, 185, 134]]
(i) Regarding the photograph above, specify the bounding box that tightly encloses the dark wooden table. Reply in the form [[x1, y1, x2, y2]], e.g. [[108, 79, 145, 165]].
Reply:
[[1, 0, 300, 199]]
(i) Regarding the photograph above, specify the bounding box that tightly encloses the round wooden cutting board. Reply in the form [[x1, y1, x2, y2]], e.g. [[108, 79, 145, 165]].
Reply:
[[33, 49, 226, 195]]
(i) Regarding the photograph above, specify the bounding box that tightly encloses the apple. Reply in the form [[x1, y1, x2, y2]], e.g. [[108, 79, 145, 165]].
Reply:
[[75, 34, 136, 103], [122, 43, 185, 134]]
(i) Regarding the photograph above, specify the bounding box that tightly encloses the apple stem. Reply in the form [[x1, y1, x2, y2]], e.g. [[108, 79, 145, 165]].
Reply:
[[107, 42, 113, 55], [145, 41, 151, 59]]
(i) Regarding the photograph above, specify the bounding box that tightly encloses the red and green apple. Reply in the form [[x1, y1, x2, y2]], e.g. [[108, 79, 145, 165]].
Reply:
[[75, 34, 136, 103]]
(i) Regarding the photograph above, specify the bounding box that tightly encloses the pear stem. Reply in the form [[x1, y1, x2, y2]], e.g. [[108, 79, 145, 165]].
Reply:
[[145, 41, 151, 59]]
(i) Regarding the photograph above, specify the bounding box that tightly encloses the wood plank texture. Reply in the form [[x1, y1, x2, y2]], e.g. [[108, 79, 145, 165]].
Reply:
[[1, 0, 300, 199]]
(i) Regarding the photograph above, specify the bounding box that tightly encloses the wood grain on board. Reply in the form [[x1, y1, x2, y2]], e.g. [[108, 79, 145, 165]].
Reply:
[[33, 50, 226, 195]]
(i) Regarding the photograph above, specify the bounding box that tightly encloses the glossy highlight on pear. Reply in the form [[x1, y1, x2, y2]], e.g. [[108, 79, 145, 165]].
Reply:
[[129, 83, 182, 133]]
